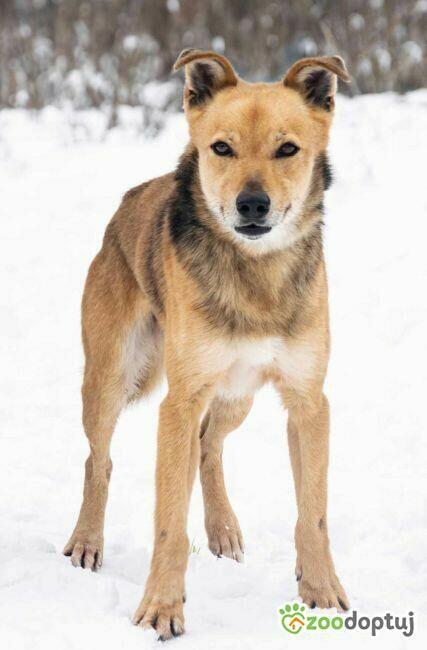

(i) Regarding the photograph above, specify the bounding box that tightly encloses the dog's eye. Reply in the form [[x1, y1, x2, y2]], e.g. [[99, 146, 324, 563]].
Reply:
[[211, 141, 234, 157], [275, 142, 300, 158]]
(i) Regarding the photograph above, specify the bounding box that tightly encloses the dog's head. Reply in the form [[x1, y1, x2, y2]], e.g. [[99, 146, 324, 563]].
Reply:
[[174, 49, 349, 255]]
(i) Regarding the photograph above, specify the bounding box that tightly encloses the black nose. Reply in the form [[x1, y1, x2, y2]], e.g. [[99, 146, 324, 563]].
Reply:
[[236, 191, 270, 220]]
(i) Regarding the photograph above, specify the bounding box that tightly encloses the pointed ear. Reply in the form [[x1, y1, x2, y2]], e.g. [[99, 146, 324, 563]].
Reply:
[[283, 56, 350, 111], [173, 49, 238, 108]]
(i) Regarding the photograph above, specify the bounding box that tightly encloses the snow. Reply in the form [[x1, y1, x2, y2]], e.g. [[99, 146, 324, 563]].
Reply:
[[1, 91, 427, 649]]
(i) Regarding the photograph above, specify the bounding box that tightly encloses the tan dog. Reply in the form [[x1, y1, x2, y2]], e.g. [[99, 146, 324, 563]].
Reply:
[[64, 49, 350, 640]]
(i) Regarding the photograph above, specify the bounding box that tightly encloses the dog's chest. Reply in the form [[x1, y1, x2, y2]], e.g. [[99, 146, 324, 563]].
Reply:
[[216, 337, 315, 400]]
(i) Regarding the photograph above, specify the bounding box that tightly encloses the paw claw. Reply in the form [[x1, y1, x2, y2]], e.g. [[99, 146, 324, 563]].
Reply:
[[338, 597, 349, 612]]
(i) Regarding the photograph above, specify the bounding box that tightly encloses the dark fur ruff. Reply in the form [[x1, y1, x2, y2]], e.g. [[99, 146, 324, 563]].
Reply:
[[168, 148, 327, 337]]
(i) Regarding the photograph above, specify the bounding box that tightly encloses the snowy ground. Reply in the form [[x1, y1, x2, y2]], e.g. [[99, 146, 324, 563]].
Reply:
[[1, 92, 427, 649]]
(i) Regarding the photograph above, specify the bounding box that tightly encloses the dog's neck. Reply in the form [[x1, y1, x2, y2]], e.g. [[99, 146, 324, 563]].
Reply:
[[169, 145, 324, 337]]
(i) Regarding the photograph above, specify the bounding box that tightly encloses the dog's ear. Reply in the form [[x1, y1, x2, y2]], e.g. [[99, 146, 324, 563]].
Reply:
[[173, 49, 238, 108], [283, 56, 350, 111]]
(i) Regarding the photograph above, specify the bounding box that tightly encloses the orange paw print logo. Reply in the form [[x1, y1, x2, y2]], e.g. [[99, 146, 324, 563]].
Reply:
[[279, 603, 306, 634]]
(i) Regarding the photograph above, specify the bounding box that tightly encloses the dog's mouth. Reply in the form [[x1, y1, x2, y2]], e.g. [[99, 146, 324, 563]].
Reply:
[[234, 224, 272, 239]]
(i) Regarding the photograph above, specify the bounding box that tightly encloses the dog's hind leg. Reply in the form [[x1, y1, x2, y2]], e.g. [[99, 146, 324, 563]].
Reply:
[[64, 242, 160, 570], [199, 396, 252, 562], [63, 355, 124, 570]]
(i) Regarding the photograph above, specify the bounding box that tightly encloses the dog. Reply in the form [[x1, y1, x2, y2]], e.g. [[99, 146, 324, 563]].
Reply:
[[64, 48, 350, 640]]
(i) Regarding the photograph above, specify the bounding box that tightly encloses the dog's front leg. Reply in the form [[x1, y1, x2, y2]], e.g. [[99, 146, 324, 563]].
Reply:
[[133, 384, 210, 640], [288, 392, 349, 611]]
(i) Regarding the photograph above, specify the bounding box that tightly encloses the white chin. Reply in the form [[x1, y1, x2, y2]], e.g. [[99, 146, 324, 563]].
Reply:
[[232, 223, 297, 254], [234, 229, 272, 241]]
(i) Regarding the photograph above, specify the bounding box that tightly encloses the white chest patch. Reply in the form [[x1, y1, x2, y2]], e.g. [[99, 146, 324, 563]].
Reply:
[[216, 337, 317, 401]]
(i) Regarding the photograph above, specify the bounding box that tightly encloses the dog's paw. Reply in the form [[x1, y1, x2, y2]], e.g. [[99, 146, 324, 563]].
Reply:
[[206, 516, 244, 562], [63, 536, 103, 570], [298, 573, 349, 611], [133, 577, 185, 641]]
